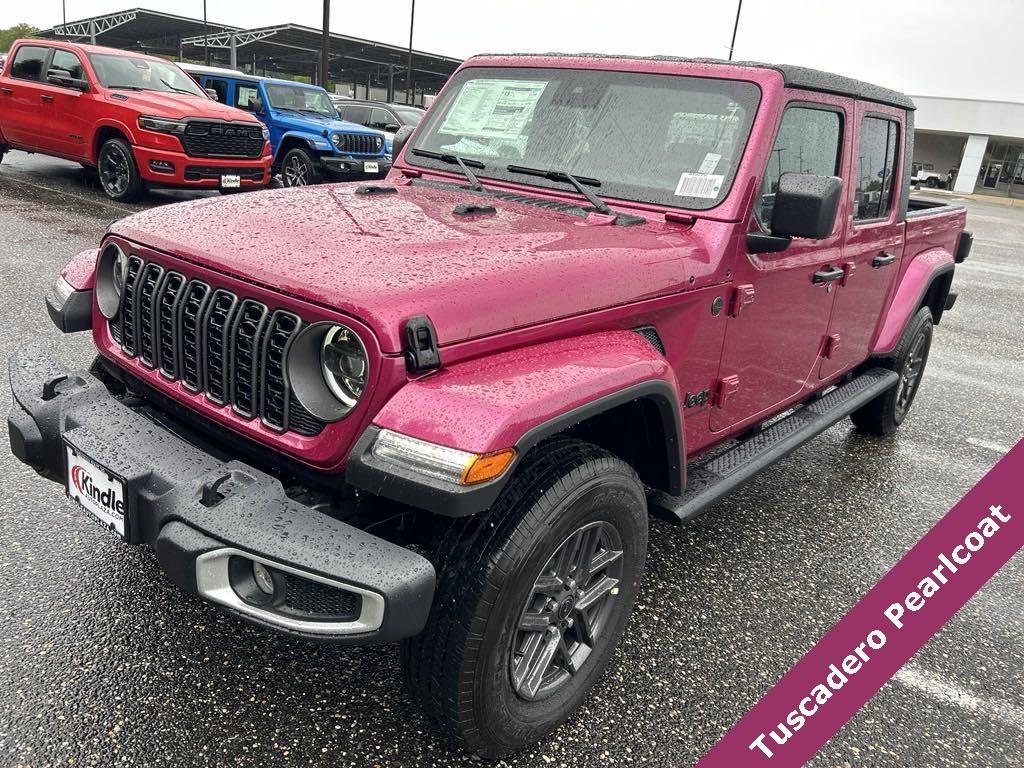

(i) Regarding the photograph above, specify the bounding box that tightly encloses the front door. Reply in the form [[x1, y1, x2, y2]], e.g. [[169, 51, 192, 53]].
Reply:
[[43, 48, 92, 161], [710, 96, 852, 433], [820, 104, 906, 379]]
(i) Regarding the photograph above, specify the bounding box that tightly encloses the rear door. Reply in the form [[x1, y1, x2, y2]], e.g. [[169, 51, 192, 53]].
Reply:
[[819, 103, 905, 379], [710, 95, 852, 433], [1, 44, 53, 148]]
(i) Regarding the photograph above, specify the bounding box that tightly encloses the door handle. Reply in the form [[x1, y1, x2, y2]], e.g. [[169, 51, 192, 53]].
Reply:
[[812, 266, 845, 284], [41, 94, 54, 103], [872, 252, 897, 268], [0, 87, 12, 95]]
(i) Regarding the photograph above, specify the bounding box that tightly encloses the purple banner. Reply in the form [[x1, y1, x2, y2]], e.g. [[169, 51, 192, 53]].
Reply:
[[696, 439, 1024, 767]]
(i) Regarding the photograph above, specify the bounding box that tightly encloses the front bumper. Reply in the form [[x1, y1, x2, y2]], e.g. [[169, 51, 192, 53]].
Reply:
[[7, 344, 435, 644], [133, 144, 273, 189], [320, 155, 391, 177]]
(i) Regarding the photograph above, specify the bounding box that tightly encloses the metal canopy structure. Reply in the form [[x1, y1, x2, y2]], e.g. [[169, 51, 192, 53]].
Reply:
[[37, 7, 462, 103]]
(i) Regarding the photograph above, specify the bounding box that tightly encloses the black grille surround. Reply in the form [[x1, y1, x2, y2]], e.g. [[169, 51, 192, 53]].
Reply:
[[109, 255, 324, 437], [181, 120, 266, 159], [334, 133, 384, 156]]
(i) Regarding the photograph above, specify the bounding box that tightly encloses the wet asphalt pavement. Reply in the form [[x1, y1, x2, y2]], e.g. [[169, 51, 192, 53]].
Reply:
[[0, 151, 1021, 768]]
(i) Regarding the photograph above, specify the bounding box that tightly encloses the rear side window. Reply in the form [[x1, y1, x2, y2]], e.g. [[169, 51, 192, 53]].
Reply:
[[854, 116, 900, 221], [368, 107, 394, 130], [757, 106, 842, 225], [50, 49, 85, 80], [10, 45, 50, 82], [206, 78, 228, 103], [342, 105, 371, 126]]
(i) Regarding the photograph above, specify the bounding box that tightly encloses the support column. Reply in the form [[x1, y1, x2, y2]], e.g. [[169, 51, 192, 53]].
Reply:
[[954, 134, 988, 194], [229, 33, 238, 70], [89, 20, 97, 45], [387, 65, 395, 102]]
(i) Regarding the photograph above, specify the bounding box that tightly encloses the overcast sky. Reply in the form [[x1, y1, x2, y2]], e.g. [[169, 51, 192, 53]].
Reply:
[[3, 0, 1021, 102]]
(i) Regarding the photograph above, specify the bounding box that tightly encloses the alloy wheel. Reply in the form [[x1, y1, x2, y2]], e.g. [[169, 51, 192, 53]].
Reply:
[[510, 521, 624, 702], [99, 145, 130, 196], [284, 155, 309, 186], [895, 329, 928, 419]]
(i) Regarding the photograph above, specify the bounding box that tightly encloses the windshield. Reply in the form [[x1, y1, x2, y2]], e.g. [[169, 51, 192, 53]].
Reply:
[[88, 54, 206, 97], [394, 107, 424, 126], [264, 84, 337, 117], [408, 67, 760, 210]]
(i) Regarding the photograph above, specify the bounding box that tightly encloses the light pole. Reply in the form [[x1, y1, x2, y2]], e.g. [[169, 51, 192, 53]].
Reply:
[[320, 0, 331, 88], [405, 0, 415, 104], [203, 0, 209, 65], [728, 0, 743, 61]]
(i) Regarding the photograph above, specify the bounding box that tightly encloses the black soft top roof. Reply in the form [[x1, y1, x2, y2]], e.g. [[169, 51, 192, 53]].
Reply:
[[471, 54, 915, 111]]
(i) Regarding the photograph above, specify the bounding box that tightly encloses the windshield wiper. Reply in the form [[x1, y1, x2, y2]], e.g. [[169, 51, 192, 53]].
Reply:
[[411, 149, 485, 191], [506, 165, 612, 215], [106, 84, 146, 91], [160, 78, 197, 96]]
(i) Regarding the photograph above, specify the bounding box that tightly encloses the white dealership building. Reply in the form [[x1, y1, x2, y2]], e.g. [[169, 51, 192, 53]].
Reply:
[[911, 95, 1024, 197]]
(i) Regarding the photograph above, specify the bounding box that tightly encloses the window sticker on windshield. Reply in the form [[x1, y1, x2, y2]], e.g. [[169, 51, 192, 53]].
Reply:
[[699, 153, 722, 174], [439, 79, 548, 139], [675, 172, 725, 199]]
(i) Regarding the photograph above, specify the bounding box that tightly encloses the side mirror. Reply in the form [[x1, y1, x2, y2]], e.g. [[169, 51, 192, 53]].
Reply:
[[251, 97, 265, 114], [384, 122, 401, 133], [770, 172, 842, 240], [204, 87, 219, 101], [391, 125, 414, 162], [47, 68, 90, 91]]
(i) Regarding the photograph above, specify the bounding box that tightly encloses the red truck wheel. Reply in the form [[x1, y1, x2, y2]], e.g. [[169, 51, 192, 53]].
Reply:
[[851, 306, 934, 435], [97, 138, 143, 203], [401, 438, 648, 758]]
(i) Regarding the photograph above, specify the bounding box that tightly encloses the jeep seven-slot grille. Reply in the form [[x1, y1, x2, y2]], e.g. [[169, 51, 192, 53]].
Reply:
[[110, 257, 324, 436], [336, 133, 383, 155]]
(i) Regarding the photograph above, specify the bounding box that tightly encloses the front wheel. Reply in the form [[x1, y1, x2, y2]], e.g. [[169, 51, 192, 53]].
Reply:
[[851, 306, 934, 435], [280, 148, 321, 187], [402, 439, 648, 758], [97, 138, 143, 202]]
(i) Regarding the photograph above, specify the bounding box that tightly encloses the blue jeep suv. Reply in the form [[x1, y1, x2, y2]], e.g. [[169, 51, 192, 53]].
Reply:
[[181, 64, 389, 187]]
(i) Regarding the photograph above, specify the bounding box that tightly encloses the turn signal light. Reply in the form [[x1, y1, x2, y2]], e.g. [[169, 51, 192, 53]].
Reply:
[[461, 449, 516, 486]]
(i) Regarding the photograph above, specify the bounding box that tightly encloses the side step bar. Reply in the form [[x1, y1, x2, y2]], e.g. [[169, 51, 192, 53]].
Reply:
[[648, 367, 899, 525]]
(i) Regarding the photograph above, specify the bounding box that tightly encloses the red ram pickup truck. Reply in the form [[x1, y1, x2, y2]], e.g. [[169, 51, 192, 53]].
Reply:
[[8, 54, 970, 756], [0, 40, 273, 200]]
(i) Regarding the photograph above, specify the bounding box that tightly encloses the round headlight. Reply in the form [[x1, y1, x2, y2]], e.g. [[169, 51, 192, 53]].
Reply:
[[96, 242, 128, 319], [287, 322, 370, 422], [321, 325, 368, 407], [330, 133, 342, 148]]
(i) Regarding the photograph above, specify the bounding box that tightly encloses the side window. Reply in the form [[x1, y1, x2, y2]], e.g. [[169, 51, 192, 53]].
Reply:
[[757, 106, 842, 226], [10, 45, 50, 82], [50, 49, 85, 80], [235, 84, 260, 111], [344, 105, 371, 126], [206, 78, 228, 103], [854, 116, 900, 221], [368, 107, 394, 130]]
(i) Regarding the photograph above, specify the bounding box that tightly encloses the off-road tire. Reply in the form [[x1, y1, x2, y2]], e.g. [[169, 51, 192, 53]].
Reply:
[[97, 138, 143, 202], [401, 439, 648, 758], [851, 306, 934, 435], [280, 148, 321, 187], [926, 176, 938, 188]]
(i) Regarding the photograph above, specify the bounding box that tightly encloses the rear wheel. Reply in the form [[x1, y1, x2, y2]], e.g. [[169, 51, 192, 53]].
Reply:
[[402, 439, 648, 758], [851, 306, 934, 435], [97, 138, 143, 202], [280, 148, 320, 187], [926, 176, 938, 188]]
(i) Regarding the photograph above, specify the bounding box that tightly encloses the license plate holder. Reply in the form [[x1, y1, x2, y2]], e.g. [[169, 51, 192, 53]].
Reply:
[[220, 174, 241, 188], [363, 161, 379, 174], [65, 441, 130, 540]]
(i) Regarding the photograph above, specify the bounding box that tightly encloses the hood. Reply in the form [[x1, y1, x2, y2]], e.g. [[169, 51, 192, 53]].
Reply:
[[272, 111, 381, 137], [105, 90, 260, 123], [110, 183, 707, 353]]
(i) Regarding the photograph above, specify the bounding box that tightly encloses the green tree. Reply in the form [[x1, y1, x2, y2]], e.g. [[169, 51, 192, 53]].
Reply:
[[0, 24, 40, 52]]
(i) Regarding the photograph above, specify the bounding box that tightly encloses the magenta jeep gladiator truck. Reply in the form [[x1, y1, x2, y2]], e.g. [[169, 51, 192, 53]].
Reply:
[[8, 54, 970, 756]]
